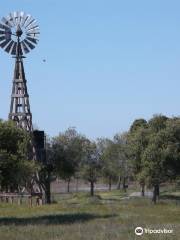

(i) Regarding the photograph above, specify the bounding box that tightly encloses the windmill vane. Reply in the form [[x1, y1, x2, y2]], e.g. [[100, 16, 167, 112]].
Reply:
[[0, 11, 40, 55]]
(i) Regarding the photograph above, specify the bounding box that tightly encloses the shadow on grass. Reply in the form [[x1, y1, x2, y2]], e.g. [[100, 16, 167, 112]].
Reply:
[[0, 213, 116, 226], [101, 195, 128, 202], [101, 198, 122, 202], [160, 195, 180, 201]]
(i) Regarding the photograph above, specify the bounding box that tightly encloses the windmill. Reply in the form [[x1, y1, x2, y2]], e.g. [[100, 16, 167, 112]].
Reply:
[[0, 11, 39, 131], [0, 12, 46, 200]]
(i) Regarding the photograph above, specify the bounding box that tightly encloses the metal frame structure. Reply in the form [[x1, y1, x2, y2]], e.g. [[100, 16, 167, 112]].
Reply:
[[0, 11, 39, 131], [0, 12, 46, 201]]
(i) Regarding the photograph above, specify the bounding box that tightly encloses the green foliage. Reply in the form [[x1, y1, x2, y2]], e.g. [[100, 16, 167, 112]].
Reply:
[[148, 114, 168, 132], [130, 118, 148, 133], [0, 120, 30, 155], [128, 115, 180, 201], [80, 140, 101, 183], [99, 134, 129, 187], [99, 139, 117, 178], [127, 122, 149, 177], [52, 127, 86, 181], [0, 120, 36, 191]]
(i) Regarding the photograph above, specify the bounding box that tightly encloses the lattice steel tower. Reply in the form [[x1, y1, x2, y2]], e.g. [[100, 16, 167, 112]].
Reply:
[[0, 11, 39, 132]]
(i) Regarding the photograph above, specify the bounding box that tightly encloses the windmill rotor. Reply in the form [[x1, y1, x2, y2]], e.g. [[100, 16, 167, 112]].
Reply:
[[0, 11, 39, 55]]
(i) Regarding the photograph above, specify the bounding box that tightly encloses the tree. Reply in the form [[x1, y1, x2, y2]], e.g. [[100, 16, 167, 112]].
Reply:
[[0, 120, 37, 192], [100, 140, 119, 190], [148, 114, 168, 133], [127, 120, 149, 196], [130, 119, 147, 133], [113, 133, 130, 191], [52, 128, 85, 192], [81, 140, 101, 196], [38, 138, 54, 204], [161, 118, 180, 179], [142, 140, 166, 203], [0, 151, 36, 192], [129, 115, 180, 203], [143, 115, 170, 202], [99, 134, 130, 192], [0, 120, 31, 155]]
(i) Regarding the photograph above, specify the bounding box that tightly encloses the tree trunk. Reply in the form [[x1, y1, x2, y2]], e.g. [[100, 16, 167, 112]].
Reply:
[[76, 178, 79, 192], [109, 176, 112, 191], [152, 185, 159, 204], [67, 178, 71, 193], [156, 184, 159, 198], [45, 169, 51, 204], [123, 177, 126, 192], [141, 183, 145, 197], [117, 176, 121, 190], [90, 181, 94, 196]]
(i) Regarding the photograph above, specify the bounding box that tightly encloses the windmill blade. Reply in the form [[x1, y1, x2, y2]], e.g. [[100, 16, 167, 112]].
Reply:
[[24, 15, 33, 28], [17, 12, 22, 26], [21, 41, 30, 54], [26, 37, 38, 44], [24, 39, 35, 49], [26, 33, 39, 39], [26, 29, 40, 36], [26, 25, 39, 32], [19, 12, 25, 27], [25, 15, 32, 26], [0, 28, 12, 41], [0, 36, 6, 42], [4, 29, 12, 40], [0, 39, 11, 49], [7, 13, 15, 27], [0, 12, 40, 55], [0, 23, 9, 31], [0, 30, 5, 35], [1, 17, 12, 27], [13, 11, 19, 25], [4, 40, 14, 53], [26, 30, 40, 34], [25, 19, 36, 29], [11, 42, 17, 55], [21, 13, 28, 27], [16, 12, 21, 26]]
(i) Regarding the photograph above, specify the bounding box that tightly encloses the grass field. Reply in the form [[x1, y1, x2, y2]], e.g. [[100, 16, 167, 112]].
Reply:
[[0, 189, 180, 240]]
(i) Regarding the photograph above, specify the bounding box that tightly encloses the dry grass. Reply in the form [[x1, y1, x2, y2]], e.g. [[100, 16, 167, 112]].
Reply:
[[0, 190, 180, 240]]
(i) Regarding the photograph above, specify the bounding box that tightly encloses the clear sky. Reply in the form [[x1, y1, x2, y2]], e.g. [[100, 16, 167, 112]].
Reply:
[[0, 0, 180, 139]]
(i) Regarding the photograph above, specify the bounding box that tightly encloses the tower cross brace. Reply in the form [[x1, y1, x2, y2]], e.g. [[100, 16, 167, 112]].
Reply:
[[9, 54, 33, 132]]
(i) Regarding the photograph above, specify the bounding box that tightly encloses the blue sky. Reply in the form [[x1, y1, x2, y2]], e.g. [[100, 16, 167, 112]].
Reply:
[[0, 0, 180, 139]]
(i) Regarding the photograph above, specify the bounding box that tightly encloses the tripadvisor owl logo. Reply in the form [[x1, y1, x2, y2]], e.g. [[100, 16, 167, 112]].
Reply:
[[135, 227, 144, 236], [135, 226, 173, 236]]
